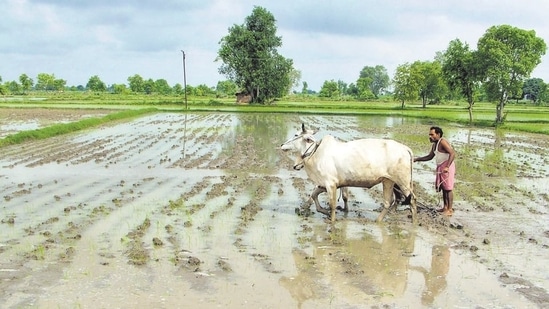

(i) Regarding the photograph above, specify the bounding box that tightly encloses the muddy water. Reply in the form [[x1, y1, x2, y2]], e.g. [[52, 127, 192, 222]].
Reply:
[[0, 112, 548, 308]]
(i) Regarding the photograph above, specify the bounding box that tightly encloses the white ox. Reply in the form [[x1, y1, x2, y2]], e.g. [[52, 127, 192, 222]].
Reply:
[[281, 124, 417, 223]]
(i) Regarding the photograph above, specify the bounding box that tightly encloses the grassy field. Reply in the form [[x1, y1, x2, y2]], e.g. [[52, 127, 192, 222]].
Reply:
[[1, 92, 548, 147]]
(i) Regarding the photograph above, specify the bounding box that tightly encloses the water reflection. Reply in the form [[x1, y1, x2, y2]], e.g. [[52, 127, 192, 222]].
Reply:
[[279, 222, 416, 307], [412, 245, 450, 305], [182, 112, 188, 159], [222, 114, 290, 173], [455, 127, 517, 181]]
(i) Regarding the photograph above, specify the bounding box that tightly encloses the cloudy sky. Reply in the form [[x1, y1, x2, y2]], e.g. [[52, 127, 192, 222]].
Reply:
[[2, 0, 549, 91]]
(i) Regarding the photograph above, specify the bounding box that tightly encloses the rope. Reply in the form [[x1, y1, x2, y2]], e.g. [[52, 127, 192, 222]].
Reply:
[[301, 141, 320, 159]]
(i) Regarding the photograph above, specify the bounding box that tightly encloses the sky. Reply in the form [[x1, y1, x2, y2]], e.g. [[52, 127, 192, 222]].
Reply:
[[2, 0, 549, 92]]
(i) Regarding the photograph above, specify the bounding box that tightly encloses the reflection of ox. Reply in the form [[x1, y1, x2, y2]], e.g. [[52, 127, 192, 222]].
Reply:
[[281, 124, 416, 223], [279, 222, 417, 306]]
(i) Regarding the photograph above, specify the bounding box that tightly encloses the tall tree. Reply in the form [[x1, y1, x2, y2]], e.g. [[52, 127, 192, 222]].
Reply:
[[36, 73, 56, 91], [53, 78, 66, 91], [154, 79, 172, 95], [477, 25, 546, 124], [288, 68, 302, 95], [172, 83, 184, 95], [86, 75, 107, 92], [143, 78, 155, 94], [441, 39, 481, 123], [412, 60, 446, 108], [301, 81, 309, 95], [19, 74, 34, 93], [319, 80, 340, 98], [127, 74, 145, 93], [356, 77, 374, 100], [216, 80, 238, 97], [217, 6, 293, 103], [393, 63, 420, 109], [357, 65, 390, 99], [112, 84, 129, 94], [7, 81, 21, 94], [0, 76, 5, 95], [522, 78, 546, 104]]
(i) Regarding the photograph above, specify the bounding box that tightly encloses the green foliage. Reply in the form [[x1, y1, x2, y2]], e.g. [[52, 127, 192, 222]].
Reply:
[[7, 81, 21, 94], [127, 74, 145, 93], [0, 76, 4, 95], [143, 78, 154, 94], [477, 25, 547, 124], [319, 80, 340, 98], [19, 74, 34, 92], [358, 65, 390, 98], [112, 83, 129, 94], [86, 75, 107, 92], [522, 78, 547, 104], [288, 69, 302, 94], [35, 73, 65, 91], [392, 63, 420, 108], [301, 81, 309, 95], [216, 80, 238, 98], [154, 79, 171, 95], [217, 6, 293, 104], [441, 39, 483, 123], [193, 84, 216, 96], [411, 60, 447, 107], [356, 77, 375, 100]]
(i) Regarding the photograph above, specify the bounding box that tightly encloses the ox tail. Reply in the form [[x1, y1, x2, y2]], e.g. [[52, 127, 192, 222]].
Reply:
[[390, 148, 415, 205], [407, 148, 415, 202], [399, 148, 415, 205]]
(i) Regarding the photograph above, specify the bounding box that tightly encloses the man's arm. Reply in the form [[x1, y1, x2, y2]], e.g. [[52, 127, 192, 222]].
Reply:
[[414, 143, 436, 162]]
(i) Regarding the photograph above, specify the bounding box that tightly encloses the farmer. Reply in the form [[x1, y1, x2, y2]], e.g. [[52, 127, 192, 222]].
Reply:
[[414, 126, 456, 216]]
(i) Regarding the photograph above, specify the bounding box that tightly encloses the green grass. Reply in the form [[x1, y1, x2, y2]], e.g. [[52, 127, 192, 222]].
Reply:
[[0, 108, 157, 147], [1, 92, 549, 145]]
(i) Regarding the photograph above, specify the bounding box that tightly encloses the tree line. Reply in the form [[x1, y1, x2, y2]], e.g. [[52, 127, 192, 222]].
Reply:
[[1, 6, 547, 124], [0, 72, 243, 99], [215, 6, 547, 124]]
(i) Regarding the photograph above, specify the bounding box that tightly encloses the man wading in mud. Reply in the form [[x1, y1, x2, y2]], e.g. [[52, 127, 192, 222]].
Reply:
[[414, 126, 456, 216]]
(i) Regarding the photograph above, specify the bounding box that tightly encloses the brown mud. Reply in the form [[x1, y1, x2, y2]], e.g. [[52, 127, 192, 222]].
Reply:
[[0, 110, 548, 308]]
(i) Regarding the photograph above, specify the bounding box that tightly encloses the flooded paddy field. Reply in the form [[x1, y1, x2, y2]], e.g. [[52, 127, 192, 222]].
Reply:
[[0, 108, 112, 138], [0, 110, 548, 308]]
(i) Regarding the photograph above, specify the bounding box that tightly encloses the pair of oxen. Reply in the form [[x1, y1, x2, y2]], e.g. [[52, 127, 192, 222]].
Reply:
[[280, 123, 416, 224]]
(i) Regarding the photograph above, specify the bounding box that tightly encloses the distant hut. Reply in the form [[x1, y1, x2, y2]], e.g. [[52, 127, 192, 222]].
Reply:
[[235, 92, 252, 104]]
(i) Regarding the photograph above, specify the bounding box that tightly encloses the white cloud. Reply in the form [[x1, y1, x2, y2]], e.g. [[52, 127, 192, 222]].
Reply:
[[1, 0, 548, 91]]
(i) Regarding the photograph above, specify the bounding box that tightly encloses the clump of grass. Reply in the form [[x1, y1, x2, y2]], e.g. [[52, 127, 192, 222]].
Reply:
[[123, 218, 152, 265]]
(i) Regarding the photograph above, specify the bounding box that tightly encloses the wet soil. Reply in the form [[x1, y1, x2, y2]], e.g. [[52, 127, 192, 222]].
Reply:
[[0, 110, 548, 308], [0, 108, 112, 138]]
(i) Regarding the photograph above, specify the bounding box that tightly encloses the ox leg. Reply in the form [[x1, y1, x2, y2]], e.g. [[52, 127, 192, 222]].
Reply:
[[410, 194, 418, 225], [306, 186, 329, 214], [376, 180, 395, 223], [327, 187, 338, 222], [394, 182, 418, 224], [337, 187, 350, 212]]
